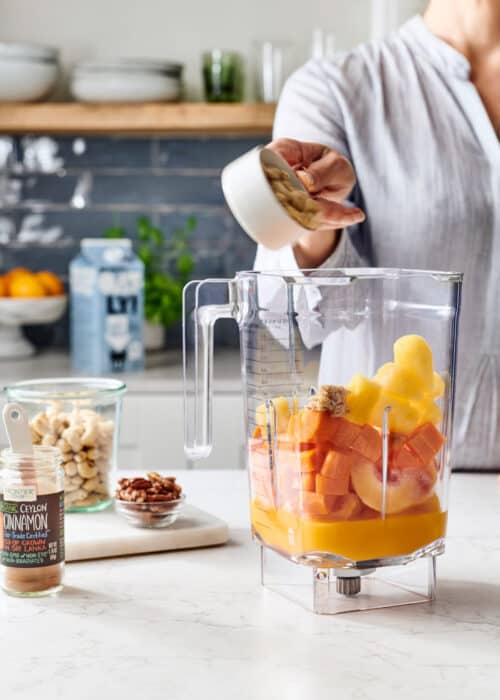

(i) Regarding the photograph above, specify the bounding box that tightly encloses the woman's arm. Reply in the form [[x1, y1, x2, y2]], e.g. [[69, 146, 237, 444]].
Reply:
[[256, 59, 365, 271]]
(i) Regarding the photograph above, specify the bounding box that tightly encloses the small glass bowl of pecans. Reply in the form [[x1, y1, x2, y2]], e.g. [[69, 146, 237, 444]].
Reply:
[[115, 472, 185, 528]]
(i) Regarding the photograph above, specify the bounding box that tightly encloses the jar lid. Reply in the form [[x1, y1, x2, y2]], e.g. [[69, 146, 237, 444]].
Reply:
[[5, 378, 127, 404]]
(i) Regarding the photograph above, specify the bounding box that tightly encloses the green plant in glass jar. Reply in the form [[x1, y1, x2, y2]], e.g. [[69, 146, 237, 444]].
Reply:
[[202, 50, 244, 102]]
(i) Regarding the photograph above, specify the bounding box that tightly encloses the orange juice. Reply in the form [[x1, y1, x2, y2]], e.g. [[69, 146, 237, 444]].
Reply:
[[250, 497, 447, 562]]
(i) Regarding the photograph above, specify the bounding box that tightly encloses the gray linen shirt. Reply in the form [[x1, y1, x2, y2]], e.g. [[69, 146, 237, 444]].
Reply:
[[255, 15, 500, 469]]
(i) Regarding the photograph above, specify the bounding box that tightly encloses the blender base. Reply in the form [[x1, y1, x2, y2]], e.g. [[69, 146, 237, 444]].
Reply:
[[260, 545, 439, 615]]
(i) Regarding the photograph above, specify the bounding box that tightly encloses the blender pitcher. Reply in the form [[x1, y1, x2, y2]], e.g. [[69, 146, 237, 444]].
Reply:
[[183, 268, 462, 614]]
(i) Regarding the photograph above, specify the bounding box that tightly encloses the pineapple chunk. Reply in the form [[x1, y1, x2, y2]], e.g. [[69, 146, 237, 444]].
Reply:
[[427, 372, 445, 399], [346, 374, 381, 424], [256, 396, 290, 435], [374, 362, 425, 400], [370, 391, 421, 433], [393, 335, 434, 393], [418, 397, 443, 425]]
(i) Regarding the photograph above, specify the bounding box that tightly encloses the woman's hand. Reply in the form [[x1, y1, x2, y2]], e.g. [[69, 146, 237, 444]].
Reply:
[[267, 138, 365, 267]]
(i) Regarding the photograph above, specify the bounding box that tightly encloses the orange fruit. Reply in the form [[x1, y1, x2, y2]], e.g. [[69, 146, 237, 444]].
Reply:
[[0, 276, 7, 297], [5, 267, 29, 283], [9, 271, 47, 298], [36, 270, 64, 296], [5, 267, 31, 296]]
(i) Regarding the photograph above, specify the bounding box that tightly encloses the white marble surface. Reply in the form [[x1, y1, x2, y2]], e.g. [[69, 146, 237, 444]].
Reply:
[[1, 472, 499, 699]]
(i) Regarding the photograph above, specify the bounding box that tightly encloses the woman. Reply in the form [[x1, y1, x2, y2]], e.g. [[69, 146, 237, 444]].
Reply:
[[255, 0, 500, 469]]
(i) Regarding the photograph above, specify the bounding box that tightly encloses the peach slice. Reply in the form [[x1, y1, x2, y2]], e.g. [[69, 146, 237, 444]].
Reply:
[[248, 443, 270, 475], [350, 459, 437, 514], [406, 423, 445, 464], [392, 444, 423, 470], [319, 450, 352, 495], [329, 492, 363, 520], [301, 491, 332, 516], [398, 492, 442, 516], [330, 418, 362, 451], [277, 447, 324, 473], [291, 472, 316, 492], [287, 413, 301, 440], [297, 409, 339, 444], [316, 473, 341, 496], [351, 424, 382, 462]]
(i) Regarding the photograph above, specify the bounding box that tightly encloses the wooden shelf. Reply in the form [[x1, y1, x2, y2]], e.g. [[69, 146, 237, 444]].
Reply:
[[0, 102, 275, 136]]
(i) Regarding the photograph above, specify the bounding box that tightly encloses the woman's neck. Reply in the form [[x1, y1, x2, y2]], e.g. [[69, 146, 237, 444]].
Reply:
[[424, 0, 500, 60]]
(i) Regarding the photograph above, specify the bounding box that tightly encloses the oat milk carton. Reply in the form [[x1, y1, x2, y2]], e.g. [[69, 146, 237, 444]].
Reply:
[[70, 238, 144, 373]]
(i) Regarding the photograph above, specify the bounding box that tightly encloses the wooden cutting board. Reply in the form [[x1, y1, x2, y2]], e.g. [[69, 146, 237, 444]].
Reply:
[[65, 504, 229, 562]]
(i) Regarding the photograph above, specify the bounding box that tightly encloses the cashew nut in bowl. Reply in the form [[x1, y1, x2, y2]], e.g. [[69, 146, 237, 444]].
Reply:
[[64, 477, 82, 493], [41, 433, 57, 447], [64, 460, 78, 477], [82, 476, 99, 493], [65, 487, 87, 505], [28, 406, 116, 510], [72, 494, 101, 508], [31, 412, 50, 437], [81, 415, 99, 447], [61, 426, 82, 452], [57, 438, 72, 454], [77, 461, 98, 479]]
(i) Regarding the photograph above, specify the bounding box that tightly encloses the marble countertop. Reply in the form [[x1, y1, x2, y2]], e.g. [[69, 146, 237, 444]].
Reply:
[[0, 349, 243, 393], [1, 471, 499, 699]]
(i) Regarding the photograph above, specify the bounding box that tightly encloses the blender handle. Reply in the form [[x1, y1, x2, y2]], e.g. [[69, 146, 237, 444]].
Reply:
[[183, 279, 237, 460]]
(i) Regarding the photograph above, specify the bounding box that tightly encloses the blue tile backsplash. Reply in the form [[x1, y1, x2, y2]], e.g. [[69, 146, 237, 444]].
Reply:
[[0, 134, 267, 348]]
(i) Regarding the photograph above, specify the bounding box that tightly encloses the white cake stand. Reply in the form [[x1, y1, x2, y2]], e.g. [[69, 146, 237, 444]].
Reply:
[[0, 295, 67, 358]]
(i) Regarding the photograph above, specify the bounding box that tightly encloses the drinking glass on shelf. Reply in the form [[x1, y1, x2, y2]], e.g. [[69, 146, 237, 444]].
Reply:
[[311, 28, 336, 60], [202, 50, 244, 103], [253, 40, 292, 104]]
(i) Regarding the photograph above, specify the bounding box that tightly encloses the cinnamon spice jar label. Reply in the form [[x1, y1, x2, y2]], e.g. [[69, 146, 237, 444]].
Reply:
[[0, 492, 65, 568]]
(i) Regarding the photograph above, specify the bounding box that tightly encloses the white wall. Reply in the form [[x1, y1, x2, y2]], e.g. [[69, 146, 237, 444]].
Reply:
[[0, 0, 425, 99]]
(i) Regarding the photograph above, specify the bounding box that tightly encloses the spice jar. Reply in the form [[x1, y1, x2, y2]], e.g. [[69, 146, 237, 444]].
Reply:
[[0, 446, 64, 597]]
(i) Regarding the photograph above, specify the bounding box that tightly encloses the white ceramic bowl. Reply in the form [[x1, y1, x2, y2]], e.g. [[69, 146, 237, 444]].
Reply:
[[0, 295, 67, 358], [71, 59, 182, 103], [0, 42, 59, 102], [221, 146, 311, 251]]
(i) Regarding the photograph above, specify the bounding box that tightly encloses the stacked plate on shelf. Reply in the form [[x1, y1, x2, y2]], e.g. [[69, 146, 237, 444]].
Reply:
[[70, 58, 183, 102], [0, 42, 59, 102]]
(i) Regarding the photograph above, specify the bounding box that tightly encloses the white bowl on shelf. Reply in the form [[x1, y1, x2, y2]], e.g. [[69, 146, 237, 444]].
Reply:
[[0, 295, 67, 358], [0, 42, 59, 102], [71, 59, 183, 103]]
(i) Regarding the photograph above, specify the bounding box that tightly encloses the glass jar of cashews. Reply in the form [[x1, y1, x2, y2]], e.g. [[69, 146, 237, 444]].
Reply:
[[6, 378, 126, 513]]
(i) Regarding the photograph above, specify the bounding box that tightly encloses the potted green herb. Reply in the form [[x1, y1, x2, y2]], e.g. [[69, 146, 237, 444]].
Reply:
[[105, 215, 196, 350]]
